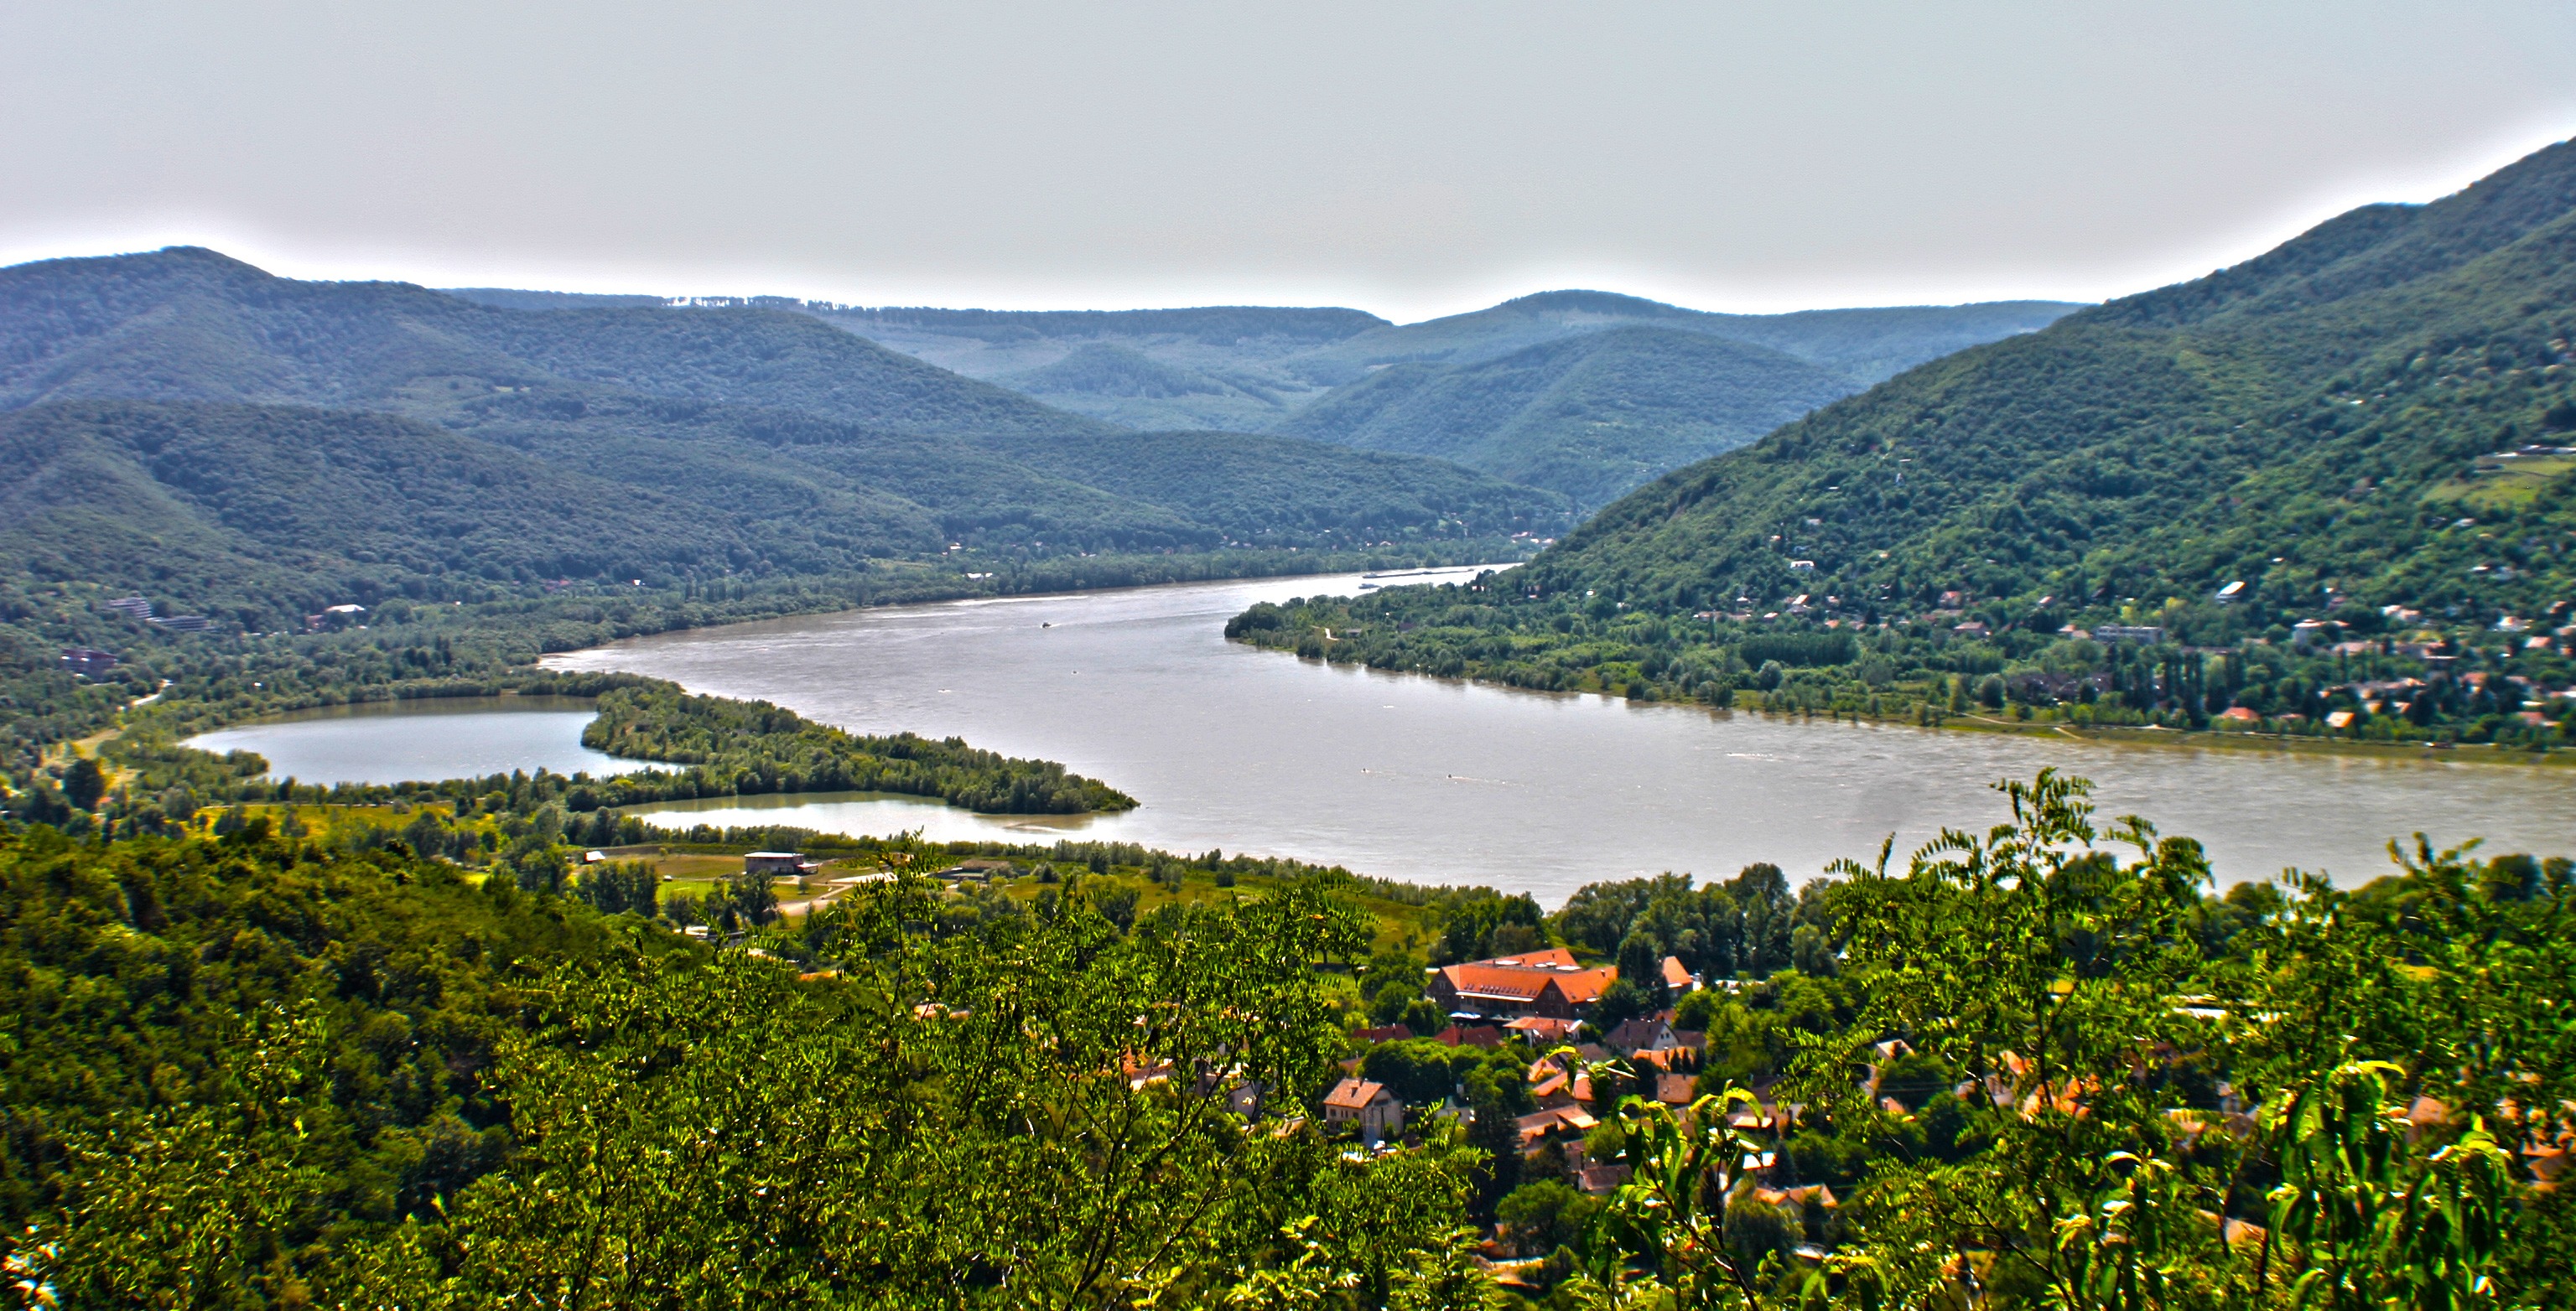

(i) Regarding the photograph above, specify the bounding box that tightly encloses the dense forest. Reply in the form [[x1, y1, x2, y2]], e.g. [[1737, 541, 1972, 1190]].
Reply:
[[1227, 138, 2576, 752], [3, 770, 2567, 1308]]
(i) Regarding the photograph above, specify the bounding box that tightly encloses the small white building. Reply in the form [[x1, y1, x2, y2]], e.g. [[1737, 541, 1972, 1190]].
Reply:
[[1323, 1077, 1403, 1146]]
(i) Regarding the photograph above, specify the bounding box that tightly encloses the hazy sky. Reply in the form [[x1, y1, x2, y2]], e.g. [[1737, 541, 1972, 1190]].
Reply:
[[4, 3, 2573, 323]]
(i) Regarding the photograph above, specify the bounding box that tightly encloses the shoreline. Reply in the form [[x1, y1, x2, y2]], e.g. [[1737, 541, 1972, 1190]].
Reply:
[[1238, 640, 2576, 774]]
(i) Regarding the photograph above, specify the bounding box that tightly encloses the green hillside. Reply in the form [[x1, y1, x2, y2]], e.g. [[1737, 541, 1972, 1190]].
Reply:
[[0, 401, 759, 607], [996, 341, 1294, 432], [0, 249, 1566, 569], [1230, 137, 2576, 749], [1271, 325, 1857, 506], [1525, 137, 2576, 618]]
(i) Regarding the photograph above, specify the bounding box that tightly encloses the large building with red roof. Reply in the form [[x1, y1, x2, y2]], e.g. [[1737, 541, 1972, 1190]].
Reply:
[[1424, 947, 1618, 1020]]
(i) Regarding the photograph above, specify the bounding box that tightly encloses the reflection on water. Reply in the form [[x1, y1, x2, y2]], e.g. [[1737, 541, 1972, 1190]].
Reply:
[[629, 790, 1101, 839], [184, 696, 643, 786], [544, 569, 2576, 900]]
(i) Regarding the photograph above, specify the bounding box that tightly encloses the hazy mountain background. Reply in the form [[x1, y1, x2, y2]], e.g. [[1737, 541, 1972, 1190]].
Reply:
[[803, 290, 2079, 506], [449, 286, 2077, 508], [0, 250, 1565, 624]]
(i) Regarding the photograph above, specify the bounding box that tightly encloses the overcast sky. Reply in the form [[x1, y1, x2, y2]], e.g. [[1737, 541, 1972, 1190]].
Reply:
[[4, 3, 2573, 323]]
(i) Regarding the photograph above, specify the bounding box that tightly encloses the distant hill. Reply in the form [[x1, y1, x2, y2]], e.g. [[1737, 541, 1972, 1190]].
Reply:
[[808, 303, 1391, 432], [1280, 290, 2081, 388], [443, 288, 671, 311], [808, 289, 2078, 505], [1270, 325, 1857, 507], [0, 250, 1568, 622], [996, 342, 1293, 433], [1518, 136, 2576, 625]]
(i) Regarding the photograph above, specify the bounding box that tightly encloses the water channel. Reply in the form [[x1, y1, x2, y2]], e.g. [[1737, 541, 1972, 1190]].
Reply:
[[187, 695, 642, 785], [482, 568, 2576, 902], [195, 570, 2576, 899]]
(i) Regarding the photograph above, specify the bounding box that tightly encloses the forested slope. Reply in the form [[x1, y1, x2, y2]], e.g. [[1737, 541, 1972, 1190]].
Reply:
[[1519, 136, 2576, 620], [1271, 325, 1856, 506], [0, 248, 1565, 574]]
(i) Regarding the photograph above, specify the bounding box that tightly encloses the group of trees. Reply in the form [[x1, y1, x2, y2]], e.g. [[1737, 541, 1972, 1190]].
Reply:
[[3, 768, 2572, 1308], [0, 820, 1489, 1308], [1232, 585, 2576, 748], [579, 682, 1136, 814]]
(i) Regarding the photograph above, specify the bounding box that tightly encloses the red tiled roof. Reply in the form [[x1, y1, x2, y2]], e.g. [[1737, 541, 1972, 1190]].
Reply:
[[1661, 956, 1694, 989], [1434, 1023, 1504, 1048], [1325, 1077, 1388, 1112], [1489, 947, 1580, 968], [1435, 962, 1559, 1003], [1516, 1105, 1597, 1146], [1543, 967, 1619, 1007]]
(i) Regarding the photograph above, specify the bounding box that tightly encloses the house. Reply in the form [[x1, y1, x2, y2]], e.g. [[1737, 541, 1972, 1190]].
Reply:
[[1654, 1073, 1696, 1106], [1604, 1014, 1680, 1056], [1353, 1023, 1413, 1044], [2091, 624, 2166, 645], [744, 851, 821, 878], [1661, 956, 1696, 994], [58, 648, 118, 676], [1526, 1049, 1602, 1109], [1431, 1023, 1504, 1049], [1227, 1080, 1267, 1120], [1503, 1016, 1578, 1044], [1632, 1046, 1697, 1076], [1323, 1077, 1403, 1145], [932, 857, 1016, 883], [1514, 1104, 1598, 1150], [1576, 1162, 1633, 1194], [1424, 947, 1618, 1019]]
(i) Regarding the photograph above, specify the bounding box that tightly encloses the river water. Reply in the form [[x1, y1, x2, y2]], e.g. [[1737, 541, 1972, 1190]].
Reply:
[[523, 569, 2572, 901], [187, 695, 641, 785]]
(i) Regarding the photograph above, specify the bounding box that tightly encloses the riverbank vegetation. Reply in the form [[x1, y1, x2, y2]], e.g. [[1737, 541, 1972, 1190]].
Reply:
[[1228, 580, 2576, 754], [3, 770, 2568, 1307]]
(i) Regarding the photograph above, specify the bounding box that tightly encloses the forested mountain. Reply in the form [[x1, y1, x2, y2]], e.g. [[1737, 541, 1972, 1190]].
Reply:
[[1269, 325, 1857, 506], [1230, 137, 2576, 750], [0, 249, 1566, 621], [1518, 137, 2576, 620]]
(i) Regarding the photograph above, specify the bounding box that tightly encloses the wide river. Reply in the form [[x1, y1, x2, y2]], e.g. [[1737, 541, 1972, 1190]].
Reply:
[[532, 568, 2566, 900]]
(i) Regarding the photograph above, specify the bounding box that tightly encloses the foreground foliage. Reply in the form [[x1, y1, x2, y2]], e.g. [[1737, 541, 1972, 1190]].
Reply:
[[3, 768, 2571, 1308]]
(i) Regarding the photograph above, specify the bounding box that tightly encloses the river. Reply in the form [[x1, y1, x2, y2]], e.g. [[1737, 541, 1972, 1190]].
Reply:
[[517, 568, 2569, 901]]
